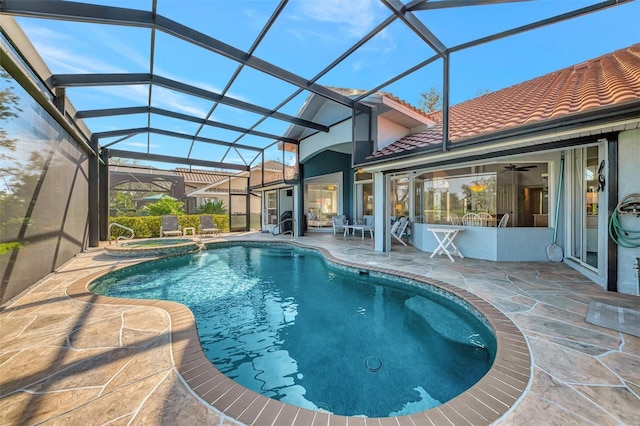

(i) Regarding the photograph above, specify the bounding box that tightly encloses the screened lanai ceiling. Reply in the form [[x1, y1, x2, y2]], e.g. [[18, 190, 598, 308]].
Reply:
[[1, 0, 637, 173]]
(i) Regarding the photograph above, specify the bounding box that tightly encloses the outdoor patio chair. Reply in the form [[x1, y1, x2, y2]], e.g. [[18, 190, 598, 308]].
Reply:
[[477, 212, 494, 227], [449, 213, 462, 225], [498, 213, 510, 228], [391, 216, 409, 246], [199, 215, 220, 236], [332, 215, 348, 235], [462, 213, 482, 226], [359, 215, 375, 238], [160, 215, 182, 237]]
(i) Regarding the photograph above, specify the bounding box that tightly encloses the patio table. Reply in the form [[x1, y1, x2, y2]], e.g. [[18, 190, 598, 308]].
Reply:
[[343, 224, 374, 239], [427, 227, 464, 262]]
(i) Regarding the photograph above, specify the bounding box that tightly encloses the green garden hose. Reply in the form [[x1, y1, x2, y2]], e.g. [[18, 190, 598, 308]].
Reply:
[[609, 194, 640, 248]]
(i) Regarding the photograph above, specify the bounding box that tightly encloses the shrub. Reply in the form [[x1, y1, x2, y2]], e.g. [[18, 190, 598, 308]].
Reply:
[[195, 200, 227, 214], [142, 196, 185, 216], [109, 214, 229, 239]]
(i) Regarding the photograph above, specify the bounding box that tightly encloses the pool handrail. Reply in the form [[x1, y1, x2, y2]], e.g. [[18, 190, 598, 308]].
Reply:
[[108, 222, 135, 244], [272, 217, 296, 240]]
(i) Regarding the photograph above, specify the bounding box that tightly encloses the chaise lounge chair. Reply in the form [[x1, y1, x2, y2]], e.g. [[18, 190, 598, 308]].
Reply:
[[391, 216, 409, 246], [199, 215, 220, 236], [160, 215, 182, 237]]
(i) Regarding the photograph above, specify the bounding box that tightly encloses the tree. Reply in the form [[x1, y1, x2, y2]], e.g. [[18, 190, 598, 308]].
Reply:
[[417, 86, 441, 113], [142, 196, 184, 216], [111, 192, 137, 216], [195, 199, 227, 214], [0, 69, 24, 254], [0, 69, 21, 152]]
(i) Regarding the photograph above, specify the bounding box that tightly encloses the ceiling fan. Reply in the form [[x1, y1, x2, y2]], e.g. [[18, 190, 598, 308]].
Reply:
[[503, 164, 538, 172]]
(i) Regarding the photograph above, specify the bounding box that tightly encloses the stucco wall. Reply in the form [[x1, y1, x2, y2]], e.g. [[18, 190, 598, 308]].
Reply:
[[299, 120, 351, 163], [377, 116, 410, 150], [617, 128, 640, 295]]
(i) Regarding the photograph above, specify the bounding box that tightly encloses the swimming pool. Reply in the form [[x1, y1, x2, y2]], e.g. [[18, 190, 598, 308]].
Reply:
[[91, 243, 496, 418]]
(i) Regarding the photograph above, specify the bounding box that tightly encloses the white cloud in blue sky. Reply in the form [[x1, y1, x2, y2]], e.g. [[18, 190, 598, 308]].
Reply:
[[295, 0, 382, 39]]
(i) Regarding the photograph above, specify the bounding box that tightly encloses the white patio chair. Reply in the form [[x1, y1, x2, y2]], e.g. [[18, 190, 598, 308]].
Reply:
[[477, 212, 494, 227], [391, 216, 409, 246], [461, 213, 482, 226], [498, 213, 510, 228], [449, 213, 462, 225], [332, 215, 348, 235], [361, 214, 374, 238]]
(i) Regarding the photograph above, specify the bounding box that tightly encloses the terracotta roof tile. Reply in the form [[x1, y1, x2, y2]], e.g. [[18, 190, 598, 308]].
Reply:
[[175, 168, 232, 183], [326, 86, 432, 120], [369, 43, 640, 161]]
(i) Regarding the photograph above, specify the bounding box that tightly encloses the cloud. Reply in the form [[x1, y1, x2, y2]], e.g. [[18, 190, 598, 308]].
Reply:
[[295, 0, 383, 38], [151, 87, 209, 117], [122, 141, 157, 149], [19, 22, 129, 74]]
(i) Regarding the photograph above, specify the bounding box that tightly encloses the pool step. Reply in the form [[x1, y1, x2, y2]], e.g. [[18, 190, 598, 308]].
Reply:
[[264, 248, 303, 257], [404, 296, 487, 349]]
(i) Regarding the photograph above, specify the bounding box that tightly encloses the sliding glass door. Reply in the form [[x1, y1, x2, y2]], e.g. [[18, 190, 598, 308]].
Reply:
[[569, 145, 602, 269]]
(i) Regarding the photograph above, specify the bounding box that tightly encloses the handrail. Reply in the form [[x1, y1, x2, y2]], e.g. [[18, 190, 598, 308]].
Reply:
[[271, 218, 297, 240], [108, 222, 135, 244]]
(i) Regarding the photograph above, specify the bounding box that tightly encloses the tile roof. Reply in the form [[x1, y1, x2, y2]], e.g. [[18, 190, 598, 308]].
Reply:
[[326, 86, 432, 120], [368, 43, 640, 161], [174, 168, 232, 183]]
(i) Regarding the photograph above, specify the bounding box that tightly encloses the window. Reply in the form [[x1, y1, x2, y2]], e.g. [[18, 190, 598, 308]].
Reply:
[[412, 162, 548, 227], [390, 175, 409, 218], [355, 171, 373, 219], [304, 173, 341, 228], [266, 191, 278, 225]]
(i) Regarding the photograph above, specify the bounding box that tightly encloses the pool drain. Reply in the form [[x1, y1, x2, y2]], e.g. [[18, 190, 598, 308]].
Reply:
[[364, 355, 383, 372]]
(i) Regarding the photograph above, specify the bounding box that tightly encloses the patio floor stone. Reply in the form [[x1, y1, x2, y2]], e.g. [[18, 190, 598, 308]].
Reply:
[[1, 232, 638, 425]]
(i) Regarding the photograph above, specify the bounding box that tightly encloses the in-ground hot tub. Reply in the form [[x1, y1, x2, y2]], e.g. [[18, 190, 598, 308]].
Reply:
[[104, 238, 201, 257]]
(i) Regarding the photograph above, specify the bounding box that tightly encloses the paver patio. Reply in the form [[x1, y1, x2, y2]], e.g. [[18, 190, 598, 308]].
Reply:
[[1, 232, 638, 425]]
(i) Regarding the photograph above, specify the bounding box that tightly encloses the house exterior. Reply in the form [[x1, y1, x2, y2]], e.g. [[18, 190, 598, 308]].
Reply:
[[182, 161, 297, 231], [292, 44, 640, 296]]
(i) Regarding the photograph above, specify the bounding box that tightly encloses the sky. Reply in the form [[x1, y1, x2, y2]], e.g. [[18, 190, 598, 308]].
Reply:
[[11, 0, 640, 170]]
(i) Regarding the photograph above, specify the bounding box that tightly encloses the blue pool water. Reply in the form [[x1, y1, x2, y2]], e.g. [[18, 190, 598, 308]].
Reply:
[[91, 244, 496, 417]]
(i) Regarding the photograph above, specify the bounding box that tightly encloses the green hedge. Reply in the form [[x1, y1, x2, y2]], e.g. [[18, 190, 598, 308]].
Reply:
[[108, 215, 229, 239]]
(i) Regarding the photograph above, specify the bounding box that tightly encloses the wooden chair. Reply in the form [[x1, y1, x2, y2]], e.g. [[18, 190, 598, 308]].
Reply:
[[477, 212, 494, 227], [498, 213, 510, 228], [461, 213, 481, 226]]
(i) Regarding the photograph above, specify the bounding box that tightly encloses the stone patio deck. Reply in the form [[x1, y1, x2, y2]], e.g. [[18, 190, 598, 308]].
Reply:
[[1, 232, 638, 425]]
